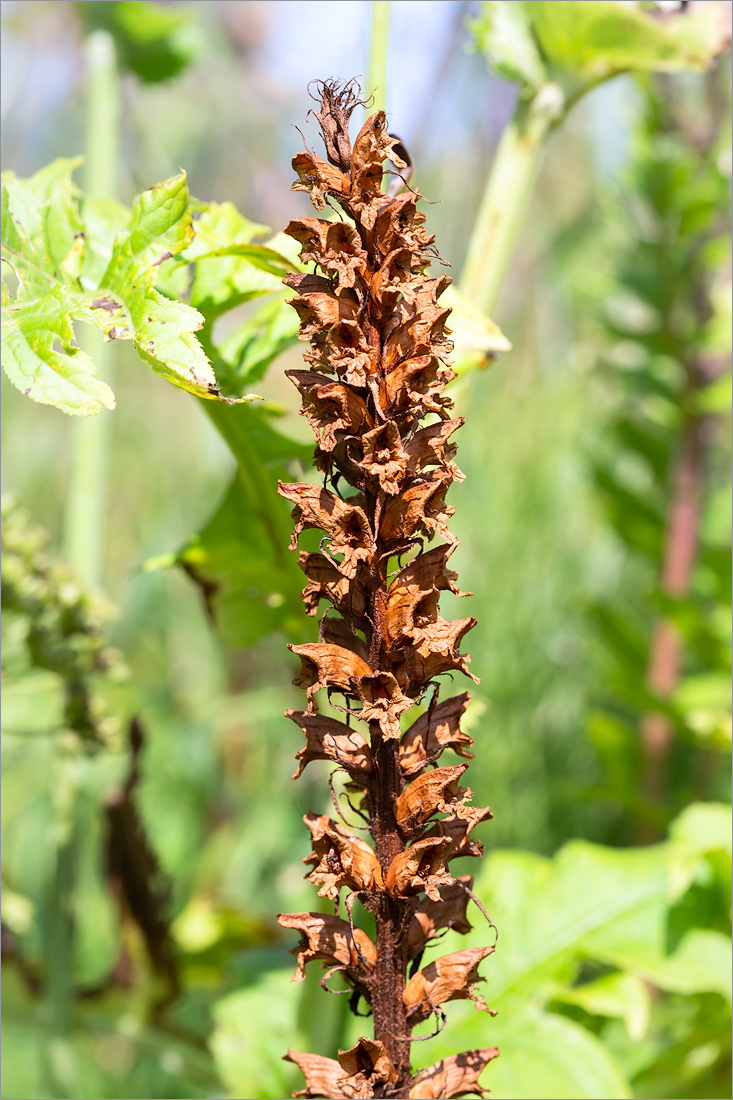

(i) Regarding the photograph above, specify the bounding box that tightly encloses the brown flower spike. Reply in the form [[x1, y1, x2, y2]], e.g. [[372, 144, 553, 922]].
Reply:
[[278, 79, 497, 1099]]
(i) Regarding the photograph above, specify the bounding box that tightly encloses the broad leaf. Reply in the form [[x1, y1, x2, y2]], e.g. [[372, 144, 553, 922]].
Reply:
[[77, 0, 200, 84]]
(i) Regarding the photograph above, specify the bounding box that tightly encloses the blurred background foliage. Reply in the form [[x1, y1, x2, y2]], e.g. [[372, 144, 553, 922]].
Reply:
[[1, 2, 731, 1098]]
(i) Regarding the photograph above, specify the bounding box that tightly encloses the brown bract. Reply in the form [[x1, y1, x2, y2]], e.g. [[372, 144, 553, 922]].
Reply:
[[338, 1038, 398, 1099], [385, 835, 454, 902], [279, 77, 497, 1098], [393, 765, 471, 839], [403, 946, 496, 1023], [407, 877, 474, 960], [286, 710, 373, 782], [400, 693, 475, 777], [409, 1049, 499, 1099], [277, 911, 376, 983], [303, 813, 382, 899]]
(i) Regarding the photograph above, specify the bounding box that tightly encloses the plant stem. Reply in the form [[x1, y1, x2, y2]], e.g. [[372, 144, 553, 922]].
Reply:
[[367, 1, 390, 114], [459, 85, 565, 316], [63, 30, 120, 586]]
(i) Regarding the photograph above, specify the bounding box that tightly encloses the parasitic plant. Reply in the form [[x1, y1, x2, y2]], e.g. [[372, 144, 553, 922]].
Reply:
[[277, 80, 497, 1100]]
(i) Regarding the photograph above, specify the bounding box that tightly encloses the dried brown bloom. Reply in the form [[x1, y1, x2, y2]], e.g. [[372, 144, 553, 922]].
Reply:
[[277, 78, 499, 1098], [409, 1049, 499, 1099]]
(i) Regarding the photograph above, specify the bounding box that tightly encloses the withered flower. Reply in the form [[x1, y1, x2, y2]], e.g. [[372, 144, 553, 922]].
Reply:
[[409, 1049, 499, 1100], [277, 79, 500, 1098]]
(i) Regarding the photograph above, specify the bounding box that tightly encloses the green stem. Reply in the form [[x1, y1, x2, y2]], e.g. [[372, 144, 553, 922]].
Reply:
[[459, 84, 565, 316], [63, 30, 120, 585], [367, 1, 390, 114]]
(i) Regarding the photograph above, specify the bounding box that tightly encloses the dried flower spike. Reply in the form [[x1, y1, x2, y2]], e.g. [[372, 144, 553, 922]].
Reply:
[[279, 79, 496, 1099]]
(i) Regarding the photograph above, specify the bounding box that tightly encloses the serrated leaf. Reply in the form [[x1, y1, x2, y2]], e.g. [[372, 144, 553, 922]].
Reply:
[[89, 171, 223, 400], [2, 284, 116, 415]]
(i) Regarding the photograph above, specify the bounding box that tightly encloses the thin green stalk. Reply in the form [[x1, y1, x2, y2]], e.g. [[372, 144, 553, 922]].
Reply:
[[367, 1, 389, 114], [63, 30, 120, 586], [459, 84, 565, 316]]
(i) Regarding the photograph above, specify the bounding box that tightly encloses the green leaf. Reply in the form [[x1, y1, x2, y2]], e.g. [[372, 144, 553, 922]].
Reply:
[[638, 929, 732, 1001], [522, 0, 732, 90], [552, 971, 651, 1041], [470, 0, 547, 90], [415, 1001, 632, 1100], [184, 202, 295, 321], [77, 0, 200, 84], [2, 284, 116, 415], [89, 171, 224, 400], [157, 403, 312, 648], [215, 291, 301, 391]]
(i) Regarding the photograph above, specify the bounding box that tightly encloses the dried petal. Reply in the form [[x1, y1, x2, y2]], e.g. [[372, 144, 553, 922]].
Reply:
[[407, 877, 474, 960], [405, 419, 465, 481], [361, 421, 408, 495], [357, 671, 413, 740], [307, 78, 366, 173], [403, 946, 495, 1023], [292, 150, 350, 210], [423, 805, 494, 861], [287, 274, 359, 342], [287, 370, 369, 450], [351, 111, 406, 176], [393, 764, 471, 838], [303, 813, 382, 899], [278, 483, 375, 578], [277, 911, 376, 982], [320, 617, 370, 663], [286, 709, 373, 782], [289, 642, 372, 710], [298, 552, 369, 632], [400, 692, 474, 776], [385, 545, 464, 650], [373, 193, 435, 259], [337, 1037, 398, 1099], [402, 617, 478, 691], [385, 835, 453, 901], [409, 1048, 499, 1099], [379, 471, 456, 550], [286, 1050, 359, 1099]]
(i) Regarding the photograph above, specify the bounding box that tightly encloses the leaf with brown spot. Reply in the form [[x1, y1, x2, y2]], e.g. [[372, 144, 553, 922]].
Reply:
[[393, 764, 471, 838], [277, 911, 376, 982], [357, 671, 413, 740], [400, 692, 474, 776], [303, 813, 382, 899], [286, 1050, 360, 1099], [409, 1048, 499, 1099], [278, 483, 375, 578], [337, 1037, 398, 1099], [407, 876, 474, 960], [286, 709, 373, 782], [402, 946, 495, 1023], [288, 642, 373, 711], [385, 835, 453, 901]]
